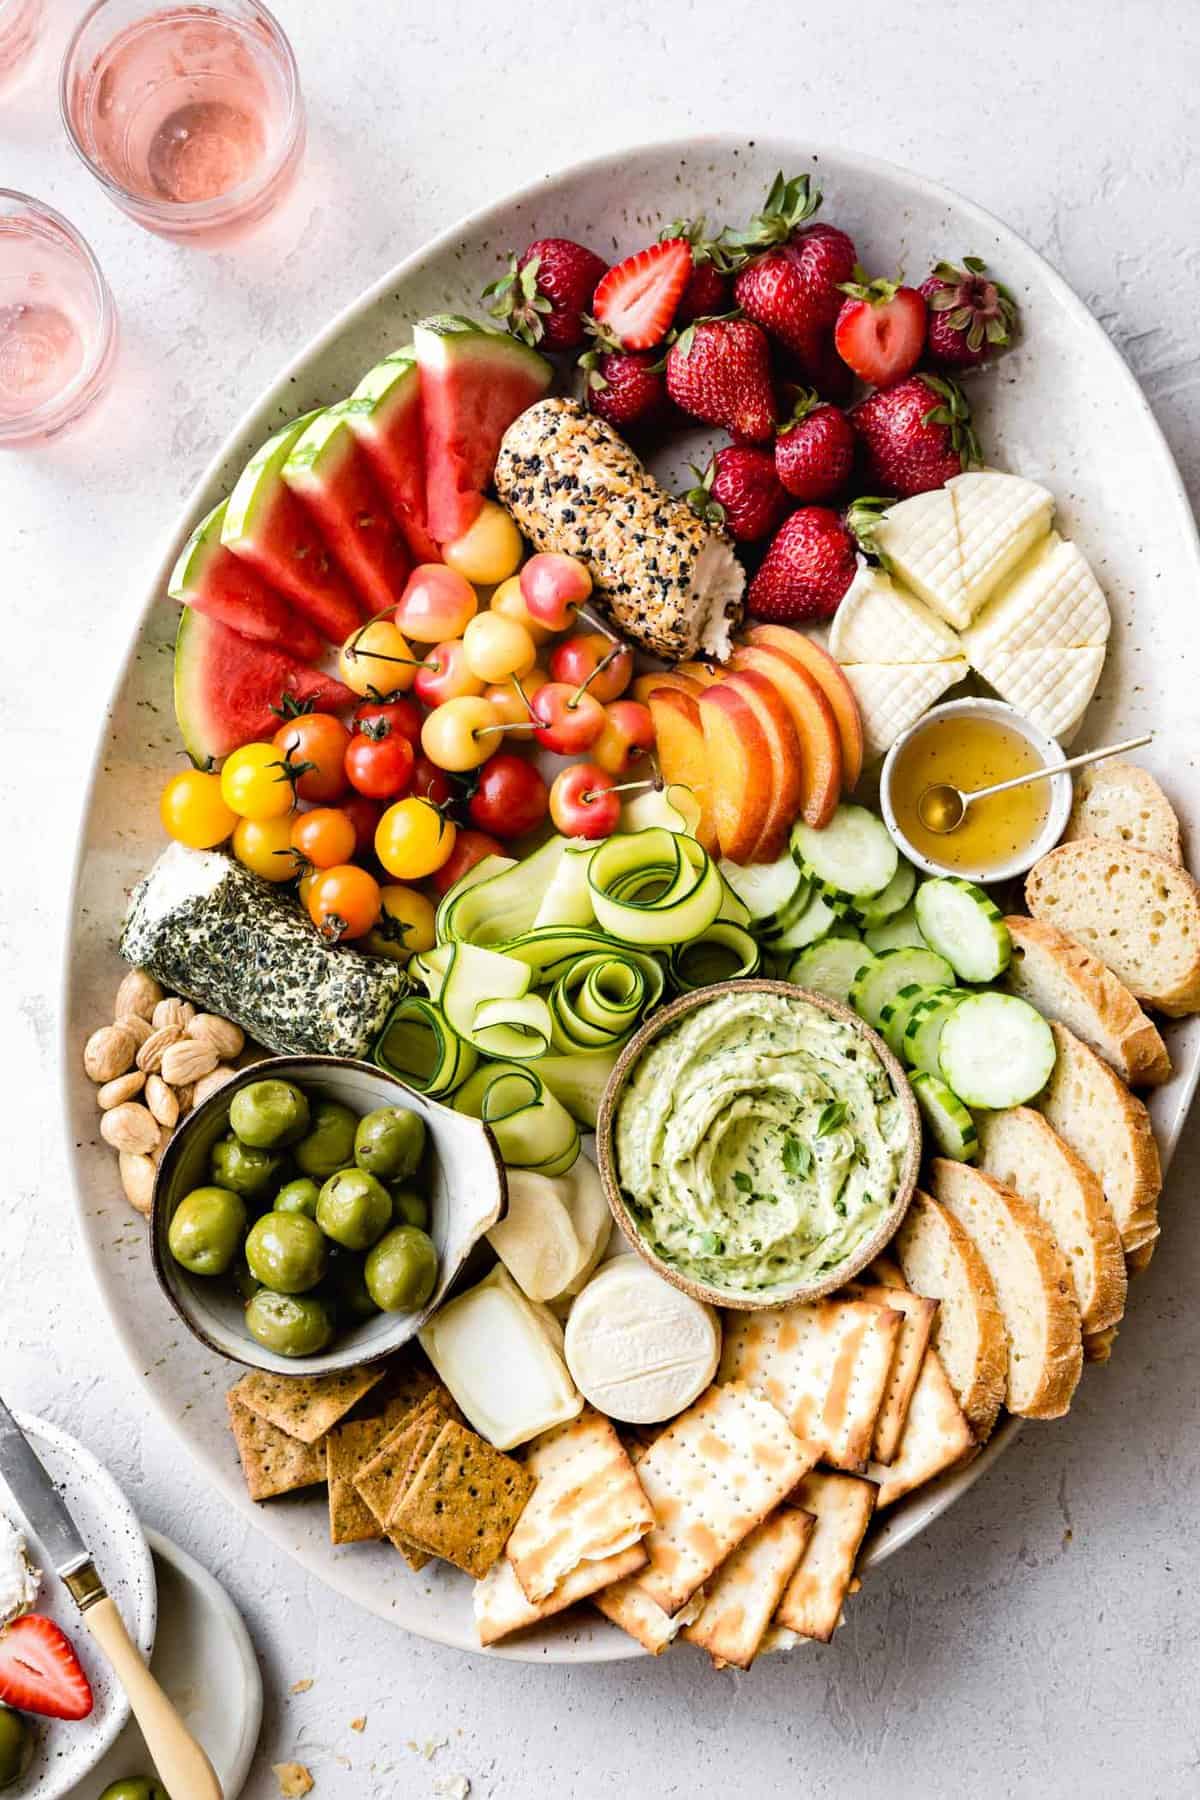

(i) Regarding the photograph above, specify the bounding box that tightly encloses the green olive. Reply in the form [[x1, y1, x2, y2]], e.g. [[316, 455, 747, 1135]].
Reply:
[[244, 1289, 334, 1357], [354, 1106, 426, 1182], [167, 1185, 247, 1277], [229, 1078, 310, 1150], [232, 1259, 262, 1306], [293, 1099, 359, 1180], [245, 1211, 327, 1293], [209, 1132, 284, 1199], [98, 1780, 170, 1800], [365, 1225, 439, 1312], [391, 1187, 430, 1231], [0, 1708, 31, 1789], [331, 1255, 382, 1324], [274, 1177, 321, 1219], [316, 1168, 392, 1252]]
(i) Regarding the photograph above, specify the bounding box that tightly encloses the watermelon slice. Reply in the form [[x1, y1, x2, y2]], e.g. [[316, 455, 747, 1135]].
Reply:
[[282, 404, 412, 616], [221, 413, 366, 644], [345, 351, 441, 561], [413, 316, 553, 545], [174, 608, 355, 764], [168, 501, 324, 663]]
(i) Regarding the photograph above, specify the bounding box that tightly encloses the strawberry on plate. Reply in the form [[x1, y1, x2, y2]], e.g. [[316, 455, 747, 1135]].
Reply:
[[747, 506, 858, 624], [849, 372, 979, 497], [483, 237, 608, 351], [580, 349, 668, 432], [833, 270, 927, 386], [0, 1615, 93, 1721], [590, 238, 693, 350], [729, 173, 857, 374], [774, 390, 856, 503], [686, 446, 790, 543], [920, 256, 1018, 370], [663, 218, 735, 324], [665, 317, 777, 442]]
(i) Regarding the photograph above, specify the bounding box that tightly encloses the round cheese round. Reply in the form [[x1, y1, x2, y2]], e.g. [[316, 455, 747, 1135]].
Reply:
[[564, 1258, 721, 1423]]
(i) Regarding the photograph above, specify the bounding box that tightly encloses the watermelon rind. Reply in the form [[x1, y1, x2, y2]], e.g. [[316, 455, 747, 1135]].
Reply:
[[346, 349, 440, 561], [281, 404, 412, 614], [167, 499, 323, 661], [173, 607, 353, 765]]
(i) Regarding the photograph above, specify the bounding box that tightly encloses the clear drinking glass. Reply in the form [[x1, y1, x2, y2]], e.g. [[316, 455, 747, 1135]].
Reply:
[[0, 192, 118, 448], [0, 0, 43, 87], [60, 0, 305, 245]]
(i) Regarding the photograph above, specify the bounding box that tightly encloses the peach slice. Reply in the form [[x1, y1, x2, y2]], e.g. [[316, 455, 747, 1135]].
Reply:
[[722, 669, 805, 863], [728, 643, 842, 829], [646, 689, 718, 854], [743, 623, 864, 791], [674, 660, 721, 688], [632, 671, 705, 706], [697, 683, 772, 863]]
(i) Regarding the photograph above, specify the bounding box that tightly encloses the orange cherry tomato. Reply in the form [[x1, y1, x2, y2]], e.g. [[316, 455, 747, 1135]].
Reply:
[[305, 864, 382, 942]]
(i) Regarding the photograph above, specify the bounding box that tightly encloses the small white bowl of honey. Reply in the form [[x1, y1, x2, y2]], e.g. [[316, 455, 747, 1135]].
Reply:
[[880, 697, 1071, 884]]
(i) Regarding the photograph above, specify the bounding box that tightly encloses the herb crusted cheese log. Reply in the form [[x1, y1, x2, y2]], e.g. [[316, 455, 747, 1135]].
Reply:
[[494, 398, 745, 661]]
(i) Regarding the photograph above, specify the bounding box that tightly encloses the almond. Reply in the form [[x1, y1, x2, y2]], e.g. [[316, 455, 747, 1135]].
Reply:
[[118, 1152, 156, 1215], [152, 996, 195, 1033], [115, 969, 164, 1022], [191, 1066, 237, 1107], [116, 1012, 154, 1048], [145, 1074, 179, 1128], [84, 1024, 137, 1084], [101, 1101, 160, 1155], [186, 1014, 245, 1060], [97, 1071, 146, 1110], [137, 1025, 181, 1074], [160, 1038, 219, 1086]]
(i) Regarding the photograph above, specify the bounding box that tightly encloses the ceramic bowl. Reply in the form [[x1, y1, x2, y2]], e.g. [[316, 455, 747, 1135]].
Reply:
[[595, 978, 921, 1311], [879, 696, 1072, 882], [152, 1056, 506, 1374]]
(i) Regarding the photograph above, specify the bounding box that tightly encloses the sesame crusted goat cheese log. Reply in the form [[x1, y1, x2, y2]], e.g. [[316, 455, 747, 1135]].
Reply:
[[494, 398, 744, 661]]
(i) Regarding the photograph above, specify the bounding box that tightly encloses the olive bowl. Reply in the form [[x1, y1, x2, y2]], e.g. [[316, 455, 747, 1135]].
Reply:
[[151, 1056, 506, 1375], [595, 978, 922, 1312]]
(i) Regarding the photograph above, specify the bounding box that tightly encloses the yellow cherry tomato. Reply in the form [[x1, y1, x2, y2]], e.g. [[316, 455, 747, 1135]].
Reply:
[[491, 575, 554, 645], [420, 696, 500, 773], [375, 798, 456, 881], [460, 612, 537, 684], [442, 499, 523, 587], [338, 619, 418, 696], [483, 665, 548, 729], [160, 769, 237, 848], [364, 884, 437, 960], [219, 742, 294, 821], [232, 814, 297, 881]]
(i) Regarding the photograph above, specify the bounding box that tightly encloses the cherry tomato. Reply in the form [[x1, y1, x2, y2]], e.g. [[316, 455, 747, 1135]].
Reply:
[[394, 565, 478, 643], [340, 793, 384, 860], [305, 863, 382, 941], [549, 764, 620, 839], [290, 806, 357, 870], [421, 696, 500, 773], [520, 552, 592, 630], [232, 814, 297, 881], [345, 721, 415, 800], [468, 752, 549, 840], [531, 682, 606, 754], [442, 500, 523, 586], [431, 828, 506, 895], [592, 699, 656, 775], [375, 798, 457, 881], [338, 620, 419, 696], [548, 633, 633, 704], [272, 713, 351, 803], [364, 884, 437, 960], [491, 575, 555, 645], [160, 769, 237, 849], [409, 753, 455, 808], [220, 742, 294, 821], [461, 612, 537, 684], [352, 696, 423, 745]]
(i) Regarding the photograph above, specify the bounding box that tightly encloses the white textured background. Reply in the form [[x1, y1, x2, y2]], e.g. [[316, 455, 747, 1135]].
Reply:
[[3, 2, 1199, 1795]]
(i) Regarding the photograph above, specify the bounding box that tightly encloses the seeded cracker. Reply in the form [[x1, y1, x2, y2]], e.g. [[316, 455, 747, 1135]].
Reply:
[[230, 1365, 387, 1445], [227, 1396, 325, 1503], [353, 1394, 457, 1571], [684, 1506, 815, 1669], [392, 1421, 534, 1579]]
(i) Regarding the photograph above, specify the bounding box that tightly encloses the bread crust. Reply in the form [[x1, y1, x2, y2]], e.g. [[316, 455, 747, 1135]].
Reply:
[[1003, 916, 1171, 1086], [894, 1191, 1008, 1444], [1065, 761, 1183, 865]]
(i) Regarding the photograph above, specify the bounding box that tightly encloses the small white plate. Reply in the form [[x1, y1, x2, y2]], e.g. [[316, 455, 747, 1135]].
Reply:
[[1, 1415, 156, 1800], [89, 1530, 262, 1800]]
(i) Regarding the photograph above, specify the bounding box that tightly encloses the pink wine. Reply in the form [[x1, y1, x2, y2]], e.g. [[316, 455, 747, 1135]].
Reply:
[[0, 0, 42, 86], [0, 195, 116, 446]]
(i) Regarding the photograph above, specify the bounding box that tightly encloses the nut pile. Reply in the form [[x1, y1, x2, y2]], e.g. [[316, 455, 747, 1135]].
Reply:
[[83, 969, 248, 1215]]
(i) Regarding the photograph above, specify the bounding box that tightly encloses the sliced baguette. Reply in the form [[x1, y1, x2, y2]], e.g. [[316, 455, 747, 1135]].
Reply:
[[1002, 916, 1171, 1087], [1065, 761, 1183, 865], [975, 1106, 1126, 1339], [931, 1160, 1083, 1420], [892, 1192, 1008, 1443], [1025, 838, 1200, 1017], [1035, 1022, 1162, 1268]]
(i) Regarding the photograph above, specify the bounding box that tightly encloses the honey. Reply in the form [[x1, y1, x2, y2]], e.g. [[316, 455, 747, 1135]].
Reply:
[[890, 713, 1051, 875]]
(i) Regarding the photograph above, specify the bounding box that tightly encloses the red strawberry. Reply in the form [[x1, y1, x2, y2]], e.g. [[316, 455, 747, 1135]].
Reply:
[[833, 270, 927, 386], [729, 174, 857, 373], [591, 238, 693, 350], [747, 507, 858, 623], [686, 447, 790, 543], [920, 256, 1018, 370], [580, 349, 668, 431], [661, 218, 734, 324], [850, 373, 978, 497], [483, 238, 608, 351], [665, 318, 777, 443], [774, 391, 856, 503], [0, 1616, 93, 1721]]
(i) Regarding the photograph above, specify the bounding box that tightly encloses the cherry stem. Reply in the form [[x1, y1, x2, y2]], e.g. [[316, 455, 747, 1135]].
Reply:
[[578, 604, 620, 644], [568, 641, 625, 711], [473, 720, 536, 739], [582, 777, 657, 803]]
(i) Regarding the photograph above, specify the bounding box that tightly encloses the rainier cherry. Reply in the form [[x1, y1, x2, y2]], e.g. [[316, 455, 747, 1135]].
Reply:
[[520, 553, 593, 631], [395, 564, 478, 642], [591, 699, 656, 775], [530, 682, 606, 754], [549, 764, 621, 839], [414, 639, 484, 708], [548, 633, 632, 704]]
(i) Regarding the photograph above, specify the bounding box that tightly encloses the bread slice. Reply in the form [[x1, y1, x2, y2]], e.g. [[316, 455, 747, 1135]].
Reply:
[[1002, 916, 1171, 1087], [975, 1106, 1126, 1340], [931, 1160, 1083, 1420], [1035, 1022, 1162, 1268], [1025, 838, 1200, 1017], [892, 1193, 1007, 1443], [1065, 761, 1182, 865]]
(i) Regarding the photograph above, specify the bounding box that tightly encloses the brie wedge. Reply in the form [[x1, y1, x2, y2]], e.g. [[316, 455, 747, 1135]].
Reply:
[[872, 471, 1053, 630], [830, 563, 963, 666], [966, 644, 1106, 743], [564, 1259, 721, 1424], [839, 659, 970, 761], [961, 531, 1110, 661]]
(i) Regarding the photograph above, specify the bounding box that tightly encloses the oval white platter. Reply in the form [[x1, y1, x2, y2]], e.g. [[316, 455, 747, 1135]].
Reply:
[[63, 135, 1200, 1661]]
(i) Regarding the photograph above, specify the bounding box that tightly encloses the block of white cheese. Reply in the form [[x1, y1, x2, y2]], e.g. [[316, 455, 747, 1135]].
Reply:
[[487, 1170, 588, 1304], [961, 531, 1110, 661], [967, 644, 1106, 743], [419, 1264, 583, 1449], [871, 487, 961, 621], [564, 1258, 721, 1424], [839, 659, 970, 762], [872, 471, 1053, 630], [830, 563, 963, 666], [0, 1515, 39, 1629]]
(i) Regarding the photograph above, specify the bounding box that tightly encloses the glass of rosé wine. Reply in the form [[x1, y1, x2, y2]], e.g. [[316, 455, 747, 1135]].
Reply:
[[60, 0, 305, 245], [0, 192, 118, 448], [0, 0, 43, 88]]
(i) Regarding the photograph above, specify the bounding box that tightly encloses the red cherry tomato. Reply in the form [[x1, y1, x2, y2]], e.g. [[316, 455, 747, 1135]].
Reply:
[[547, 633, 633, 704], [339, 793, 383, 860], [548, 764, 620, 839], [352, 696, 423, 745], [409, 751, 456, 808], [290, 806, 357, 870], [344, 722, 416, 800], [431, 828, 506, 895], [272, 713, 351, 803], [305, 863, 382, 941], [531, 682, 606, 755], [467, 752, 549, 840]]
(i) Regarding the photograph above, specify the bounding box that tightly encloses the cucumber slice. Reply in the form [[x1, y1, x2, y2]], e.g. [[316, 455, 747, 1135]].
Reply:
[[792, 803, 898, 907], [864, 903, 929, 955], [788, 939, 875, 1007], [938, 992, 1056, 1109], [719, 851, 807, 932], [911, 1071, 978, 1162], [756, 874, 815, 941], [879, 981, 944, 1060], [902, 986, 969, 1077], [914, 877, 1012, 983], [770, 888, 841, 951], [850, 947, 956, 1031], [854, 859, 916, 930]]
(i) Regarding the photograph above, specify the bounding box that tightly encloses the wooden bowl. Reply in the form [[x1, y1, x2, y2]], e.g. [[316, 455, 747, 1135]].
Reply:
[[595, 978, 922, 1311]]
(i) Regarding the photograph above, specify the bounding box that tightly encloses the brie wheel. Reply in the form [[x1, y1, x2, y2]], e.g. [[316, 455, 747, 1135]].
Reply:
[[564, 1259, 721, 1424]]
